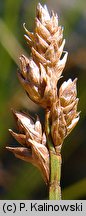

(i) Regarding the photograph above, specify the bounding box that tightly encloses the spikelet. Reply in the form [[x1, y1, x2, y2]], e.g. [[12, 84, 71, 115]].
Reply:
[[18, 3, 68, 108], [51, 78, 79, 147], [6, 110, 49, 183]]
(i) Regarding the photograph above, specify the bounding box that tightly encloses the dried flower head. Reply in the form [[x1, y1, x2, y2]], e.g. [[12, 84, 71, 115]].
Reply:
[[6, 3, 80, 195], [18, 3, 68, 108], [6, 111, 49, 183]]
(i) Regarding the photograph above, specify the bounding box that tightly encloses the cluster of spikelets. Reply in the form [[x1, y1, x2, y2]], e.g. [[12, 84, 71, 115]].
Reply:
[[7, 3, 79, 184]]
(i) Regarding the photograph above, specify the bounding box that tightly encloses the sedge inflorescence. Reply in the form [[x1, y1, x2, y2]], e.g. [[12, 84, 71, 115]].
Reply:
[[7, 3, 79, 184]]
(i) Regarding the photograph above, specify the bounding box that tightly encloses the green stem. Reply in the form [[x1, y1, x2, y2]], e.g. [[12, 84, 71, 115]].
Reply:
[[45, 110, 61, 200], [49, 149, 61, 199]]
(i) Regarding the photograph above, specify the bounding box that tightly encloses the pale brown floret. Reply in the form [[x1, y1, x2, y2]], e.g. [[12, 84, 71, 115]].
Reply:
[[7, 110, 49, 183], [19, 3, 68, 108], [51, 79, 79, 146]]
